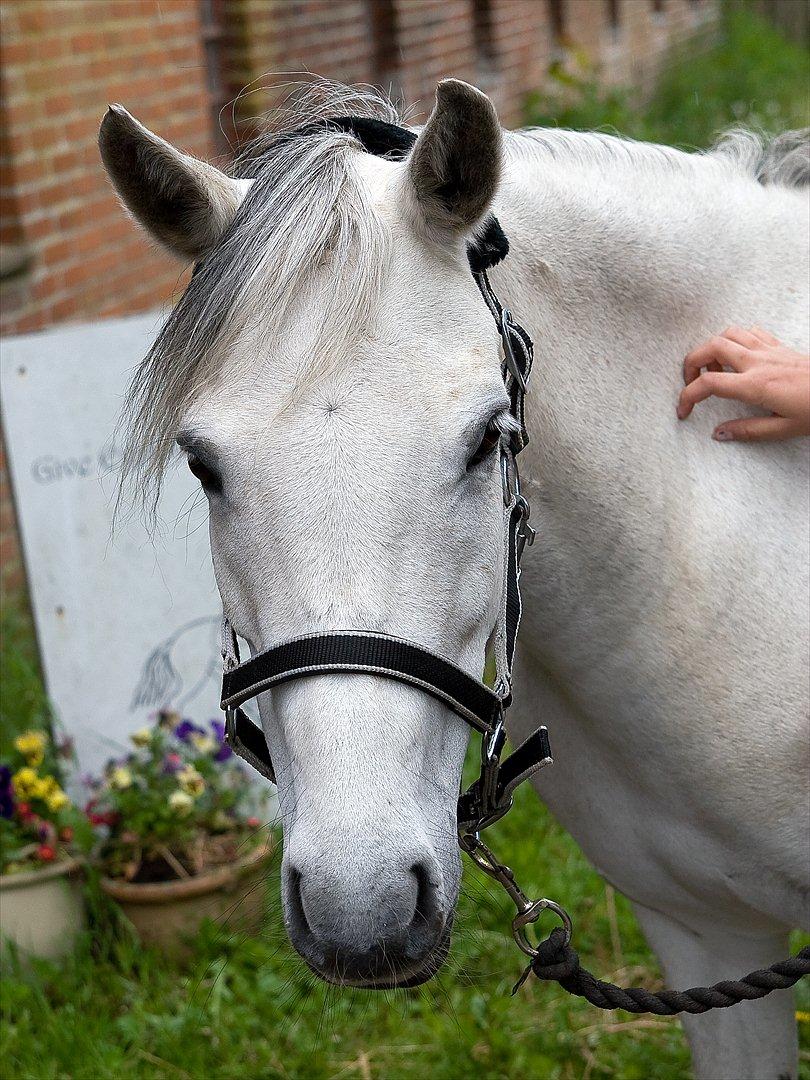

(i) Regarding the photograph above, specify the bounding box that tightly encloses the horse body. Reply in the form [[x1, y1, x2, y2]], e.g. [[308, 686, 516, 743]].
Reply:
[[99, 81, 809, 1078], [493, 133, 810, 1076]]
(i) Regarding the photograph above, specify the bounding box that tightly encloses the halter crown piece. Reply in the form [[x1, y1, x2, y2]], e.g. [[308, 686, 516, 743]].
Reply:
[[218, 115, 567, 983]]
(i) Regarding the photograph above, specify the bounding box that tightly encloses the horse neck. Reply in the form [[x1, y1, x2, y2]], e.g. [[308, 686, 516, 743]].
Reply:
[[491, 130, 806, 498], [488, 129, 809, 646]]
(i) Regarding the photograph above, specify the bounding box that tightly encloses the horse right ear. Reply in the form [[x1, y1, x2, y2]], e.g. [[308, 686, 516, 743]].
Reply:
[[406, 79, 502, 241], [98, 105, 251, 262]]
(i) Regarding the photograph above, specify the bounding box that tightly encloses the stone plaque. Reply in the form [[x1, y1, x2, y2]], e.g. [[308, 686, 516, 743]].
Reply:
[[1, 313, 231, 777]]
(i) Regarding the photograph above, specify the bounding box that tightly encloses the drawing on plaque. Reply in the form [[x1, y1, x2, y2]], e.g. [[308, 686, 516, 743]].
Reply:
[[130, 615, 222, 715]]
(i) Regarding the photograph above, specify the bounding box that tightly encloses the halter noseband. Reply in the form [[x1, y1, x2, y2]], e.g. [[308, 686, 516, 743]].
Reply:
[[218, 116, 551, 849]]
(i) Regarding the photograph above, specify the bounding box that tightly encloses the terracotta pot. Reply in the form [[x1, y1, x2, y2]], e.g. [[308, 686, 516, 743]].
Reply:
[[0, 857, 86, 962], [100, 839, 275, 953]]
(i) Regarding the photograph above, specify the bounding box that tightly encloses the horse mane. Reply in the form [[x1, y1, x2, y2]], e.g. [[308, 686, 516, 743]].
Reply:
[[120, 80, 401, 517], [511, 124, 810, 188], [710, 127, 810, 188]]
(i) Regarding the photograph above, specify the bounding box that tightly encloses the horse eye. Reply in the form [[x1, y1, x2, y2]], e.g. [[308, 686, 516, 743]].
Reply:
[[467, 422, 502, 470], [187, 454, 221, 492]]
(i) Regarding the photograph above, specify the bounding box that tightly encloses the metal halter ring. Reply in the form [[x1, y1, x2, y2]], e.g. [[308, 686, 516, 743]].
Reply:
[[512, 898, 573, 958]]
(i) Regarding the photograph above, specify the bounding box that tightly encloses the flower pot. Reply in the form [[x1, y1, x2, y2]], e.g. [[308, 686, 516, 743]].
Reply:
[[0, 857, 86, 962], [99, 838, 274, 954]]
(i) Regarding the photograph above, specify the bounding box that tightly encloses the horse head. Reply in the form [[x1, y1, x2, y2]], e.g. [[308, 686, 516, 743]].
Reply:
[[100, 80, 515, 987]]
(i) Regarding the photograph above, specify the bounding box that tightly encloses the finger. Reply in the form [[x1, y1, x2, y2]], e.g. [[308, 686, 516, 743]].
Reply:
[[677, 371, 761, 419], [748, 325, 780, 346], [720, 325, 766, 350], [713, 416, 802, 442], [683, 337, 752, 385]]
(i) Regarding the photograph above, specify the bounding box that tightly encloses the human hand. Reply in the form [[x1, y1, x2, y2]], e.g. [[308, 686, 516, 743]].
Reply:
[[677, 326, 810, 442]]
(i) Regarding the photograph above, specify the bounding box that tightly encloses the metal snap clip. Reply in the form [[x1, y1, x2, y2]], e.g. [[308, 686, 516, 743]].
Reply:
[[512, 898, 573, 958]]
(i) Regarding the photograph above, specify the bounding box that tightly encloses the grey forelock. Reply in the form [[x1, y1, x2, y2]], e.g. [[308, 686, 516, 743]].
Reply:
[[120, 81, 403, 517]]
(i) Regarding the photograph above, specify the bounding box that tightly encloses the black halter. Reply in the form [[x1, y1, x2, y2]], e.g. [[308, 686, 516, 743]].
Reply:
[[219, 116, 551, 839]]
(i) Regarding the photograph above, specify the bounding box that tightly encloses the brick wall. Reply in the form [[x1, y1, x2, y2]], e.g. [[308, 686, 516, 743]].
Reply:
[[0, 0, 213, 337], [0, 0, 719, 334], [216, 1, 717, 131], [0, 0, 718, 602]]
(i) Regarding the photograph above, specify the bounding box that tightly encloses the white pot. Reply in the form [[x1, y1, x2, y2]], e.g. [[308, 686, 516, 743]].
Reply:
[[0, 857, 85, 961]]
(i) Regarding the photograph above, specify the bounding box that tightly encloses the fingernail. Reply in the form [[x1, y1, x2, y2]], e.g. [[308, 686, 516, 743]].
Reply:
[[676, 405, 685, 420], [714, 428, 732, 441]]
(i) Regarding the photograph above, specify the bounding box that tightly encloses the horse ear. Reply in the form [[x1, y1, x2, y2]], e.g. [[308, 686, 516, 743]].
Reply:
[[406, 79, 502, 238], [98, 105, 250, 261]]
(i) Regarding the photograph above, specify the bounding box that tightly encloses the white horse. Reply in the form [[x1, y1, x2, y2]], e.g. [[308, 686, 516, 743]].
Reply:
[[99, 80, 809, 1079]]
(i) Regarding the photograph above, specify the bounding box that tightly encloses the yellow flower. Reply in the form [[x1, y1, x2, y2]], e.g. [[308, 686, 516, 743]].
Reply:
[[168, 789, 194, 816], [14, 731, 46, 767], [45, 787, 69, 812], [11, 767, 39, 797], [177, 765, 205, 798], [109, 766, 133, 790], [190, 733, 215, 755], [130, 727, 152, 748], [30, 777, 53, 800]]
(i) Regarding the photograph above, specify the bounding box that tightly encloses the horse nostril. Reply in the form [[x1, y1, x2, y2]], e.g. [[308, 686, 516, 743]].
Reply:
[[285, 865, 327, 965], [406, 860, 443, 960]]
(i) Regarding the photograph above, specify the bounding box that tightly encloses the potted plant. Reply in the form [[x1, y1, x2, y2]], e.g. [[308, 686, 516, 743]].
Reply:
[[0, 730, 91, 961], [87, 711, 273, 953]]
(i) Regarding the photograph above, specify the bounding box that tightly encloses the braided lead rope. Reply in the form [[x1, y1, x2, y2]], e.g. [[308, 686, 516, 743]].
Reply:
[[521, 928, 810, 1014]]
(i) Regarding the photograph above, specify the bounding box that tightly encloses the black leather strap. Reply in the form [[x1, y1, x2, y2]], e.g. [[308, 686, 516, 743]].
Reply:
[[457, 727, 552, 829], [226, 706, 277, 784], [222, 631, 503, 734]]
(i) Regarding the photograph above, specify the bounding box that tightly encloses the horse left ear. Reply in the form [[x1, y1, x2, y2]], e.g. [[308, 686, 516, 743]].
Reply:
[[406, 79, 502, 238], [99, 104, 251, 262]]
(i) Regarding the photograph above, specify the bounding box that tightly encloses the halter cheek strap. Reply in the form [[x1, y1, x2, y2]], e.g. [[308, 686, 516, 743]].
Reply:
[[217, 115, 551, 837]]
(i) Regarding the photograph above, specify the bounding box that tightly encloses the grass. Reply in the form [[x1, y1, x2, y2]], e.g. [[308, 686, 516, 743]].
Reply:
[[2, 787, 808, 1080], [0, 793, 693, 1079], [0, 599, 52, 761], [2, 4, 809, 1077]]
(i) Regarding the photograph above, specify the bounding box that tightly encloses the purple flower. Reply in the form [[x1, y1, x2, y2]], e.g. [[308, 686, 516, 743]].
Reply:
[[215, 743, 232, 762], [174, 719, 204, 743], [162, 752, 183, 774], [0, 765, 14, 819]]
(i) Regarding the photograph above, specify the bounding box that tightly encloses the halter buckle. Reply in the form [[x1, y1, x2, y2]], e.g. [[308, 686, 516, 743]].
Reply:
[[500, 308, 527, 391], [515, 494, 536, 556]]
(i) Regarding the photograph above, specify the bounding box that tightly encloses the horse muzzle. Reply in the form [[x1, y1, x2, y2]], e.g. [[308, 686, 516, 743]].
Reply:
[[282, 845, 453, 988]]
